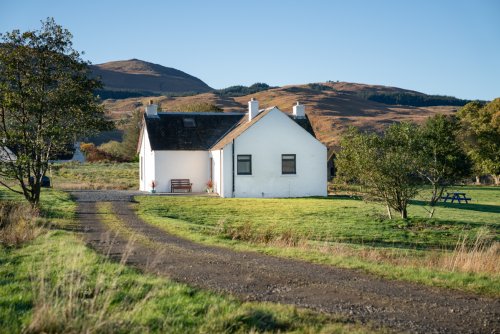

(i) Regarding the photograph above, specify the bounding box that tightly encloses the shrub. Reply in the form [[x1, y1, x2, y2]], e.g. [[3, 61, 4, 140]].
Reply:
[[80, 142, 126, 162]]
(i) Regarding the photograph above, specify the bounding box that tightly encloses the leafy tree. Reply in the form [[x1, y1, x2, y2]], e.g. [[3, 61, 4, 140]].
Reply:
[[416, 115, 471, 216], [119, 109, 143, 161], [357, 92, 472, 107], [457, 99, 500, 184], [0, 18, 109, 205], [336, 123, 421, 219], [215, 83, 273, 97]]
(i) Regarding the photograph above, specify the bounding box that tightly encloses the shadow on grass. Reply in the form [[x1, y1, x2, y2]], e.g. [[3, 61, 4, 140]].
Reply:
[[410, 200, 500, 214], [226, 309, 290, 332]]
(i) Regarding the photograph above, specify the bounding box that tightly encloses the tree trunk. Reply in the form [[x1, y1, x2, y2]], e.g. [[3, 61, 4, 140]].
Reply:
[[429, 183, 439, 206], [400, 206, 408, 219], [493, 174, 500, 186], [386, 204, 393, 220], [428, 207, 435, 219], [475, 175, 481, 185]]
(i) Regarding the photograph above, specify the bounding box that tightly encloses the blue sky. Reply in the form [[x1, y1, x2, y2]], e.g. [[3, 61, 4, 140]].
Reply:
[[1, 0, 499, 100]]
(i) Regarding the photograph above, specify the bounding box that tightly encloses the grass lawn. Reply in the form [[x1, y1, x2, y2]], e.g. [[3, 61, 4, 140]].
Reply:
[[0, 187, 375, 333], [136, 186, 500, 296], [50, 162, 138, 190]]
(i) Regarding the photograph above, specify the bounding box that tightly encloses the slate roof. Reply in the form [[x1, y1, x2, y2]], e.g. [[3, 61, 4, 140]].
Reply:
[[143, 109, 317, 151], [143, 112, 245, 150]]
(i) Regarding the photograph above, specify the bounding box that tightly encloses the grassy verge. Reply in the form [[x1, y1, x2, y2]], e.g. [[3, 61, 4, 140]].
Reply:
[[50, 162, 138, 190], [0, 187, 378, 333], [135, 186, 500, 296], [2, 231, 376, 333]]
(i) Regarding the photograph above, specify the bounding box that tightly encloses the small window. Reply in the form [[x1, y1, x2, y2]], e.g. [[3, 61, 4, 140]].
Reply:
[[237, 155, 252, 175], [282, 154, 296, 174], [183, 117, 196, 128]]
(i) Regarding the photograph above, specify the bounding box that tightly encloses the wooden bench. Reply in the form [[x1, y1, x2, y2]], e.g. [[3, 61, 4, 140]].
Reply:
[[440, 192, 471, 204], [171, 179, 192, 193]]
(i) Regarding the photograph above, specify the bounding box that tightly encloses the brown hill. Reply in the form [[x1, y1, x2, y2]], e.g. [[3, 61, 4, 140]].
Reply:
[[91, 59, 212, 94], [102, 81, 458, 148]]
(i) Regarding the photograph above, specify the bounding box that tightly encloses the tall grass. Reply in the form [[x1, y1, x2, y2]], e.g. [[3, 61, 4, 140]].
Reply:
[[214, 220, 499, 276], [26, 237, 150, 333], [0, 201, 43, 247], [444, 229, 499, 274]]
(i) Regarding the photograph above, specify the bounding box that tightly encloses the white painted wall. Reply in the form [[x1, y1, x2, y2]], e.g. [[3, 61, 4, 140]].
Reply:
[[219, 108, 327, 198], [221, 145, 233, 197], [139, 127, 155, 191], [211, 149, 222, 195], [153, 150, 210, 192]]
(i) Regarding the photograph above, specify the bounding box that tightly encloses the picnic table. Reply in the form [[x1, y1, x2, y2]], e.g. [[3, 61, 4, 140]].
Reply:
[[440, 192, 471, 204]]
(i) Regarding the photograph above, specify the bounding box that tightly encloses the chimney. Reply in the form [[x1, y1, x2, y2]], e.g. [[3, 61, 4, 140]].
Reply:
[[292, 101, 305, 118], [145, 99, 158, 117], [248, 98, 259, 121]]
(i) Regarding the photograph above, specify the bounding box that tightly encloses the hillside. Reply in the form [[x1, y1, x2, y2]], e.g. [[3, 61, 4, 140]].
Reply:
[[91, 59, 212, 95], [102, 81, 458, 148]]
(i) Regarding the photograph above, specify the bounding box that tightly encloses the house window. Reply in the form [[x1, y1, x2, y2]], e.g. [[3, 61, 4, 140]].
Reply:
[[183, 117, 196, 128], [282, 154, 296, 174], [237, 155, 252, 175]]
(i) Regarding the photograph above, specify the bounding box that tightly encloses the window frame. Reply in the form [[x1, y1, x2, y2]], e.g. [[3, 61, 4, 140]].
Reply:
[[237, 154, 252, 175], [281, 154, 296, 175], [182, 117, 196, 128]]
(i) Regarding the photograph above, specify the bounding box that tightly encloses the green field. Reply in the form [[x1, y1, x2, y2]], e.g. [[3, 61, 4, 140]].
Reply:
[[50, 162, 138, 190], [0, 187, 374, 333], [136, 186, 500, 296]]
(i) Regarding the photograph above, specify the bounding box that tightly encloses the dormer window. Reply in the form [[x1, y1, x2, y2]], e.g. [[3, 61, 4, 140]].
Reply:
[[183, 118, 196, 128]]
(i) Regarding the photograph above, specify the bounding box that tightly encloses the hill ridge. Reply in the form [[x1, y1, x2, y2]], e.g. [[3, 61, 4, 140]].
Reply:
[[91, 59, 212, 94]]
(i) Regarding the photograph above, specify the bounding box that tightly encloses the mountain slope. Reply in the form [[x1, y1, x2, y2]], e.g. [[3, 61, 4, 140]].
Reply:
[[102, 81, 459, 148], [91, 59, 212, 94]]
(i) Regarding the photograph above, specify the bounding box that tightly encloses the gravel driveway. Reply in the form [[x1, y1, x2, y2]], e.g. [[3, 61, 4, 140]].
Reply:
[[72, 190, 500, 334]]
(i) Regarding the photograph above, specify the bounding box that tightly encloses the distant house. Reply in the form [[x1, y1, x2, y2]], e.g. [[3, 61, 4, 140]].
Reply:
[[0, 145, 16, 163], [138, 99, 327, 197]]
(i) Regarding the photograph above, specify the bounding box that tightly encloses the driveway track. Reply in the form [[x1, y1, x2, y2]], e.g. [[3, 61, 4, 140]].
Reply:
[[72, 190, 500, 334]]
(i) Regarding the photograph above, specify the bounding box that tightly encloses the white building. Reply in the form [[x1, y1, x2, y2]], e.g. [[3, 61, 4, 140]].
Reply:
[[0, 145, 16, 163], [138, 99, 327, 197]]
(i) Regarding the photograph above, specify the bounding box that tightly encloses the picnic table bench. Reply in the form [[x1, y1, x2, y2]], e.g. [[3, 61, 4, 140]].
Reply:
[[171, 179, 192, 193], [440, 192, 471, 204]]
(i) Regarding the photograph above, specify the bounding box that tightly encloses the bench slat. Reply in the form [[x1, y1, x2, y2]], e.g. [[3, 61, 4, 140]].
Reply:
[[171, 179, 192, 193]]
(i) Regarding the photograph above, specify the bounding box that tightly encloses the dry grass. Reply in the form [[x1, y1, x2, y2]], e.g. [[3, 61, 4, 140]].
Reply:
[[443, 231, 500, 274], [0, 201, 43, 247], [213, 222, 499, 276], [312, 237, 499, 276]]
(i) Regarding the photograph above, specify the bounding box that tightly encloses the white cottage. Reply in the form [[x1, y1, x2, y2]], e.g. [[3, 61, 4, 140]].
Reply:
[[138, 99, 327, 197]]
